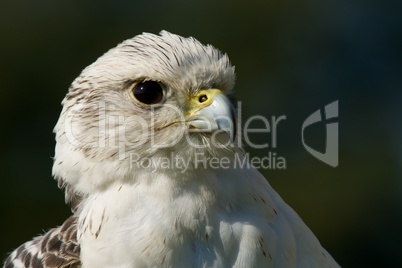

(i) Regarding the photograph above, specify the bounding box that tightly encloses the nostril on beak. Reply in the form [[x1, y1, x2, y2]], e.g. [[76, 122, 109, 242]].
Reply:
[[198, 94, 208, 103]]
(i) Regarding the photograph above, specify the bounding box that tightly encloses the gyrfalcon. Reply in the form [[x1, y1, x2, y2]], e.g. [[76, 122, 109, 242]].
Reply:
[[4, 31, 340, 268]]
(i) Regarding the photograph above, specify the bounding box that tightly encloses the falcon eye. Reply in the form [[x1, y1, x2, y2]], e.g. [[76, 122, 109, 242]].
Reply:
[[130, 81, 164, 105]]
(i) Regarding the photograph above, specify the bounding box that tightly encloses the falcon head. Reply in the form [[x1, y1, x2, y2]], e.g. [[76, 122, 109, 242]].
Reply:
[[53, 31, 238, 199]]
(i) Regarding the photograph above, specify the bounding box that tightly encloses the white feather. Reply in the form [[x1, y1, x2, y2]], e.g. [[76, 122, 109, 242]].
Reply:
[[50, 31, 340, 268]]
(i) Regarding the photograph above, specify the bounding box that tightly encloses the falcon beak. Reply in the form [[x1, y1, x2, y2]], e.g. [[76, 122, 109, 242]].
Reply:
[[187, 89, 236, 142]]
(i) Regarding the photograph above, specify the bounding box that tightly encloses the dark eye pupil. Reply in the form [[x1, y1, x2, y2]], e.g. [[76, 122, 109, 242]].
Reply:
[[132, 81, 163, 105]]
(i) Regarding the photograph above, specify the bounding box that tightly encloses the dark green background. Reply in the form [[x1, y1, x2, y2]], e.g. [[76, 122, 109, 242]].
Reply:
[[1, 0, 401, 267]]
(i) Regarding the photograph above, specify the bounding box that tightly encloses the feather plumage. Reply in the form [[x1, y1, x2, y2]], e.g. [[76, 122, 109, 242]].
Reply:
[[4, 31, 340, 268]]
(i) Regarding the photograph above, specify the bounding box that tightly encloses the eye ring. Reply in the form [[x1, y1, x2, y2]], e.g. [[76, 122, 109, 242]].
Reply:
[[129, 80, 165, 106]]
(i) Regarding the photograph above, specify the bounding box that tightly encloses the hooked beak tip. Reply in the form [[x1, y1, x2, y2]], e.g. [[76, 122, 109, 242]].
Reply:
[[187, 94, 236, 142]]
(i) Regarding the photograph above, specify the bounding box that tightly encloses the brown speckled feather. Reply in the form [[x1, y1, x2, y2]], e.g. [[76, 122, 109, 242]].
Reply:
[[3, 216, 80, 268]]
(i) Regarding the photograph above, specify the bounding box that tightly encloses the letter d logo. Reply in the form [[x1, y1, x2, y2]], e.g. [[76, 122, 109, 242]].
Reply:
[[302, 101, 338, 167]]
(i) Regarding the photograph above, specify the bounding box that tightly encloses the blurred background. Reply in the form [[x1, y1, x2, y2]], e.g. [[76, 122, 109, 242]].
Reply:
[[0, 0, 401, 267]]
